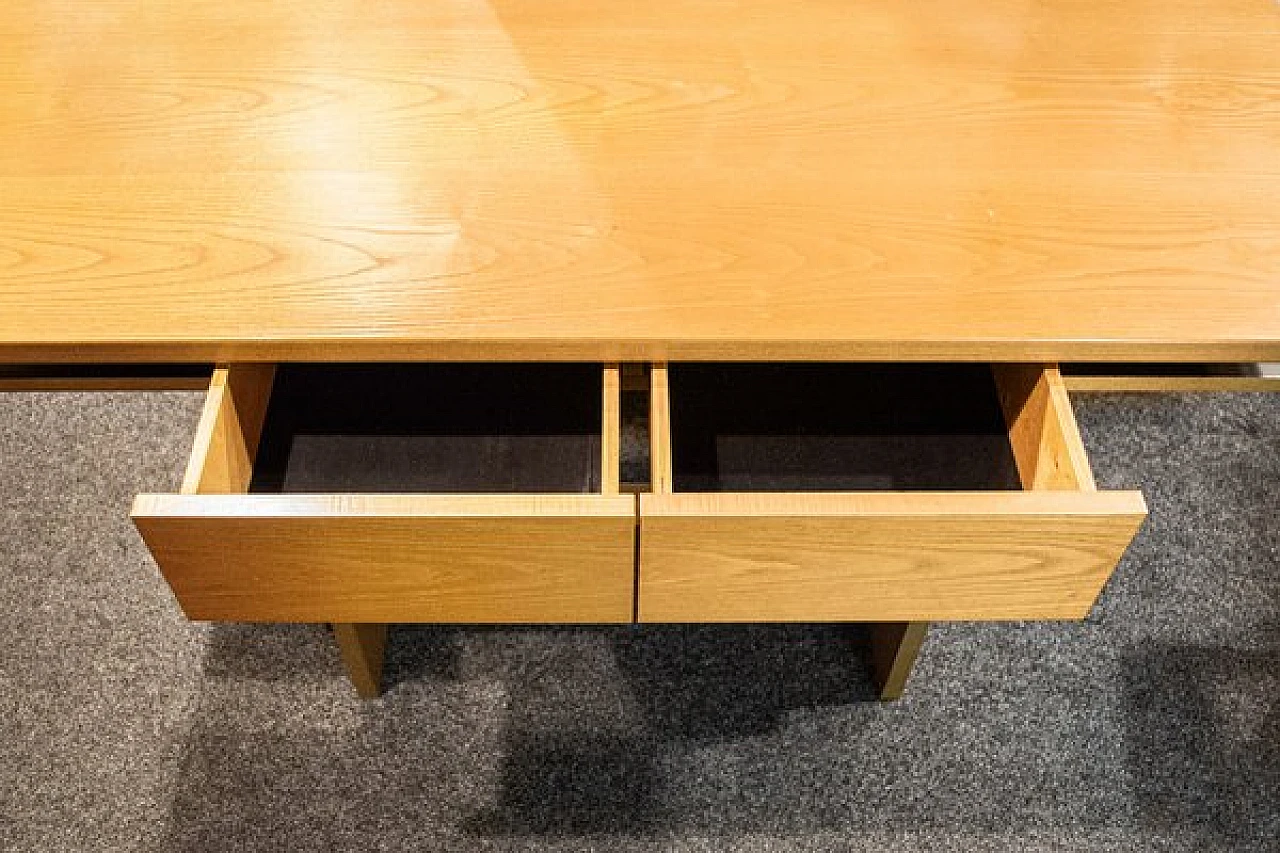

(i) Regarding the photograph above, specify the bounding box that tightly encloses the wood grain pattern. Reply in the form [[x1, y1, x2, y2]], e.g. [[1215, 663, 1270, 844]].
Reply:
[[1063, 375, 1280, 393], [602, 364, 621, 496], [332, 623, 387, 699], [171, 363, 399, 696], [131, 494, 637, 622], [637, 492, 1147, 622], [2, 0, 1279, 362], [180, 364, 275, 495], [649, 364, 672, 494], [993, 365, 1095, 491]]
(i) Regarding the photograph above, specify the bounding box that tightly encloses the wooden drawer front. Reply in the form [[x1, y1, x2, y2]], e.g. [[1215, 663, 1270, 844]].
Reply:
[[133, 362, 634, 623], [638, 492, 1145, 621], [639, 363, 1147, 622], [133, 494, 635, 622]]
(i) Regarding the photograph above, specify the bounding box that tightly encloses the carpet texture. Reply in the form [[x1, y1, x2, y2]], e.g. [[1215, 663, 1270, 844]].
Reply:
[[1, 390, 1276, 852]]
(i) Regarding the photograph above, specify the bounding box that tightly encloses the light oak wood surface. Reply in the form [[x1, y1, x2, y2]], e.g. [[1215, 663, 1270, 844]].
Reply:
[[993, 365, 1096, 491], [172, 364, 395, 692], [853, 365, 1097, 697], [649, 364, 673, 495], [2, 0, 1279, 362], [1063, 375, 1280, 393], [132, 493, 637, 622], [601, 365, 621, 496], [637, 491, 1147, 622], [640, 362, 1146, 621], [180, 365, 275, 495], [134, 361, 637, 626]]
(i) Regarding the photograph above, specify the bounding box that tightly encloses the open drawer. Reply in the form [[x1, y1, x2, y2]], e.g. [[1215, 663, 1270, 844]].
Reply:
[[132, 363, 635, 623], [640, 363, 1147, 622]]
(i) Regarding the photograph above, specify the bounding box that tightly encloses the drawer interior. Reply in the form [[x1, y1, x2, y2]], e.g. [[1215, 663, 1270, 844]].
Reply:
[[665, 363, 1023, 492], [248, 364, 605, 494]]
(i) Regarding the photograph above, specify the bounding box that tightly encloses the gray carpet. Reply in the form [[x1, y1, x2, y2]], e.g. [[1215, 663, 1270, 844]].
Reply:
[[1, 390, 1276, 852]]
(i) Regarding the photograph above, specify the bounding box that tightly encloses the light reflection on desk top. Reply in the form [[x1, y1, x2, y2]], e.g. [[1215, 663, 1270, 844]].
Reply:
[[1, 0, 1279, 362]]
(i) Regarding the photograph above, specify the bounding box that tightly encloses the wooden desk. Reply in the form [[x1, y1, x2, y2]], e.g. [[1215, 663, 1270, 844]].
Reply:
[[1, 0, 1279, 362], [3, 0, 1277, 697]]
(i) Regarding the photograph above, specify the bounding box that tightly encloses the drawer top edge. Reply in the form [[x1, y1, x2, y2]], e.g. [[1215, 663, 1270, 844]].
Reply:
[[132, 493, 636, 519], [639, 490, 1147, 519]]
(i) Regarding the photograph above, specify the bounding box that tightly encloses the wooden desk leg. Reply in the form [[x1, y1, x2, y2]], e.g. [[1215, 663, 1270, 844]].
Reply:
[[867, 622, 929, 701], [332, 623, 388, 698]]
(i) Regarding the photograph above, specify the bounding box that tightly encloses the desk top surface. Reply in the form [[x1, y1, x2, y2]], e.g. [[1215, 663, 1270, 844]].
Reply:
[[3, 0, 1280, 362]]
